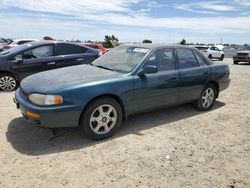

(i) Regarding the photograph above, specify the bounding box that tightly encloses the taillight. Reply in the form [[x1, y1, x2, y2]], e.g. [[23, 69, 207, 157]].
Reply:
[[4, 45, 10, 49]]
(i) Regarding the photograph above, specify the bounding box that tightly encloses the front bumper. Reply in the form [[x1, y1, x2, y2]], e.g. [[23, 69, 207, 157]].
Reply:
[[233, 56, 250, 62], [14, 88, 82, 128]]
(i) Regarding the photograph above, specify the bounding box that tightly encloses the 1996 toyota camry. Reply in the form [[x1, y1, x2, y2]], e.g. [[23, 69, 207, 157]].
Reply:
[[14, 45, 230, 140]]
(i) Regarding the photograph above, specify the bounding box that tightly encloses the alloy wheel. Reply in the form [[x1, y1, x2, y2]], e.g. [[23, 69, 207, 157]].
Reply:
[[0, 76, 16, 91], [201, 88, 214, 109], [89, 104, 118, 135]]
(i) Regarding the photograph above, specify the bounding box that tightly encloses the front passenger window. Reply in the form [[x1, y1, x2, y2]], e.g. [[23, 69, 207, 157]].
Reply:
[[23, 45, 53, 59]]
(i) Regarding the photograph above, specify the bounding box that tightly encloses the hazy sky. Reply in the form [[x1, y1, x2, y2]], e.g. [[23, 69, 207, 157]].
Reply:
[[0, 0, 250, 44]]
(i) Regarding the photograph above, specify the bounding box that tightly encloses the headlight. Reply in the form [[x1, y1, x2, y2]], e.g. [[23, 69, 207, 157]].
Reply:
[[28, 93, 63, 105]]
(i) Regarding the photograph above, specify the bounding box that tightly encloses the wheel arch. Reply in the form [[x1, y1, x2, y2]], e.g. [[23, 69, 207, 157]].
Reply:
[[0, 70, 19, 81], [78, 94, 127, 126], [206, 81, 219, 98]]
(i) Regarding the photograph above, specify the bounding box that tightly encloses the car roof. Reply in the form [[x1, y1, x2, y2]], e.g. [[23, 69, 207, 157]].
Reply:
[[121, 43, 196, 50]]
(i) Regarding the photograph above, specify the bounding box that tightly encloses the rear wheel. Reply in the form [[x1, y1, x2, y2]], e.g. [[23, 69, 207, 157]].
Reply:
[[208, 54, 212, 59], [233, 61, 238, 64], [0, 73, 18, 91], [79, 97, 123, 140], [193, 84, 217, 111]]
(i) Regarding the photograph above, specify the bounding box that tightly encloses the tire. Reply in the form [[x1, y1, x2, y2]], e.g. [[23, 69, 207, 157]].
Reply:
[[0, 73, 18, 91], [79, 97, 123, 140], [219, 54, 224, 61], [193, 84, 217, 111], [233, 61, 238, 64], [208, 54, 212, 59]]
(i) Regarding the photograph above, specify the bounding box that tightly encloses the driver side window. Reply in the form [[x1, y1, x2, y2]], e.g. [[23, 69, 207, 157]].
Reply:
[[22, 45, 53, 60]]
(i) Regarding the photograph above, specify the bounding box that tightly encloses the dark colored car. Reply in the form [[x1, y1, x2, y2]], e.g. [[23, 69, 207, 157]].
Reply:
[[14, 44, 230, 140], [0, 41, 100, 91], [82, 43, 107, 55], [233, 51, 250, 64]]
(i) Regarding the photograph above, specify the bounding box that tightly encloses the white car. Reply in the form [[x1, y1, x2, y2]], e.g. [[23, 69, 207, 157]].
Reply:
[[196, 46, 224, 61], [3, 39, 39, 50]]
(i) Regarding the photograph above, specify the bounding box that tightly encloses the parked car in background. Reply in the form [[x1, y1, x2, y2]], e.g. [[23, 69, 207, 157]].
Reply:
[[14, 44, 230, 140], [81, 43, 107, 55], [0, 38, 12, 51], [196, 46, 224, 61], [0, 41, 100, 91], [233, 51, 250, 64], [3, 39, 39, 50]]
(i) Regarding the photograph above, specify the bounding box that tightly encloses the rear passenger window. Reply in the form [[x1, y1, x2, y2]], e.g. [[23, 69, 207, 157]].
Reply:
[[177, 49, 199, 69], [55, 43, 87, 56], [193, 50, 206, 66], [86, 44, 99, 49]]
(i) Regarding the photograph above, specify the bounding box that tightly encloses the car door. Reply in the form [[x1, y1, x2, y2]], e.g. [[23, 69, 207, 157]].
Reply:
[[210, 47, 220, 58], [213, 47, 221, 58], [176, 48, 210, 102], [53, 43, 96, 69], [133, 48, 179, 113], [10, 45, 55, 80]]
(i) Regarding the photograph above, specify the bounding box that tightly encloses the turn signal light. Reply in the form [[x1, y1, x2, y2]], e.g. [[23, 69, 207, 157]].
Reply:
[[26, 111, 40, 119]]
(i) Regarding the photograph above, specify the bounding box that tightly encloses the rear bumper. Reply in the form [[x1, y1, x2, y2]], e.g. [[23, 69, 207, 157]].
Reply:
[[14, 88, 82, 128], [219, 79, 231, 92]]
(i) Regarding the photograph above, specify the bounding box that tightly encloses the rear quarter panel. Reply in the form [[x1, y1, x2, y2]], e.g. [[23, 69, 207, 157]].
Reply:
[[210, 64, 230, 91]]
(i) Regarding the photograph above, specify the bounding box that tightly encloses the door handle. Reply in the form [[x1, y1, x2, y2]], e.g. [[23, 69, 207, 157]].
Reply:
[[76, 58, 84, 61], [170, 77, 177, 81], [47, 62, 56, 65]]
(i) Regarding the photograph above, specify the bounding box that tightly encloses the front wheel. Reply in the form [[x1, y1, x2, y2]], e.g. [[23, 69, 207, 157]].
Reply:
[[193, 84, 217, 111], [233, 61, 238, 64], [219, 54, 224, 61], [0, 73, 18, 91], [208, 54, 212, 59], [79, 97, 123, 140]]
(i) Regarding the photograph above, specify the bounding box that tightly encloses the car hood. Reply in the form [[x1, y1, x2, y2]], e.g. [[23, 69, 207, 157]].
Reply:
[[20, 64, 124, 94]]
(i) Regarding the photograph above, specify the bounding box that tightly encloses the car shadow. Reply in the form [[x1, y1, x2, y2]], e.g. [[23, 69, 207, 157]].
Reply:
[[6, 101, 225, 156]]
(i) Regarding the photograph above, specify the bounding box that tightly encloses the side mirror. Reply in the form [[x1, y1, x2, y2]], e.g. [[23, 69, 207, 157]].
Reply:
[[12, 54, 23, 63], [138, 65, 158, 76]]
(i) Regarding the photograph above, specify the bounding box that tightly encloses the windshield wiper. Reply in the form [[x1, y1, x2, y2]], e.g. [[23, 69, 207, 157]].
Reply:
[[95, 65, 115, 71]]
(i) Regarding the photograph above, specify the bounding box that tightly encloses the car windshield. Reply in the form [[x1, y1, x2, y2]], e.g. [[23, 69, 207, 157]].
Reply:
[[92, 46, 149, 73]]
